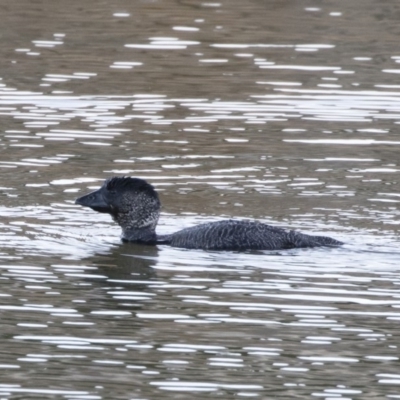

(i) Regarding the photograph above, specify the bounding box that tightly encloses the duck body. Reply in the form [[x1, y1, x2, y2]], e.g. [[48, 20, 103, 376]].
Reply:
[[158, 220, 342, 251], [75, 177, 343, 251]]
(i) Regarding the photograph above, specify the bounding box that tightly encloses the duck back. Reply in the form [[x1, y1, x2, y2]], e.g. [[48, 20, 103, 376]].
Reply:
[[158, 220, 343, 251]]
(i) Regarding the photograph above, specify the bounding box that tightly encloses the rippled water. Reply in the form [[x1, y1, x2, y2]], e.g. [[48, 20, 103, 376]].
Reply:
[[1, 0, 400, 398]]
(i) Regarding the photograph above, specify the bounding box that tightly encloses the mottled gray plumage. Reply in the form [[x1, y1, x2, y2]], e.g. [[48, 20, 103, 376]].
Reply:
[[75, 177, 343, 251], [160, 220, 342, 250]]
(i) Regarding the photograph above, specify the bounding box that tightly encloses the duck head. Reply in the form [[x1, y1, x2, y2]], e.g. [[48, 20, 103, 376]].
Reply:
[[75, 177, 161, 235]]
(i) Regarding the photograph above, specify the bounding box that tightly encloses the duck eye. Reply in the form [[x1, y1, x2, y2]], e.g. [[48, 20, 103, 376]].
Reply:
[[106, 181, 116, 194]]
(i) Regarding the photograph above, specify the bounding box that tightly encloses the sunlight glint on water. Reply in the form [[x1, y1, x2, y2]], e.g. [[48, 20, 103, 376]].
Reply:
[[0, 0, 400, 399]]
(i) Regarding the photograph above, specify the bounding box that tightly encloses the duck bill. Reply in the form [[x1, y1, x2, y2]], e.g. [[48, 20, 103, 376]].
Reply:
[[75, 188, 111, 213]]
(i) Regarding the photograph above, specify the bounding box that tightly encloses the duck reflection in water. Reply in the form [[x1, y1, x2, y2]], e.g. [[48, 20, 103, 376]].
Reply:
[[75, 176, 343, 251], [88, 243, 157, 285]]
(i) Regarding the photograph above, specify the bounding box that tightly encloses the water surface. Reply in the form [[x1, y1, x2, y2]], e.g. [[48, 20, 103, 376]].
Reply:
[[1, 0, 400, 399]]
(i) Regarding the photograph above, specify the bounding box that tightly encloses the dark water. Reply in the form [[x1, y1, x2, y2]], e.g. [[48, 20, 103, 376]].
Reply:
[[1, 0, 400, 398]]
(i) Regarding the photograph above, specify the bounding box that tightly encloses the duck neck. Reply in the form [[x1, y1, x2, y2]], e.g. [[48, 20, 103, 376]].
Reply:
[[112, 207, 160, 245], [121, 225, 158, 244]]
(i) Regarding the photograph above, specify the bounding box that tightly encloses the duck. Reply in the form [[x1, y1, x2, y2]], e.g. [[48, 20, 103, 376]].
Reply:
[[75, 176, 343, 251]]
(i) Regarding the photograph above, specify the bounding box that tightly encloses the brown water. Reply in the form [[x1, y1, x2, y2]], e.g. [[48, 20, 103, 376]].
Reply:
[[1, 0, 400, 398]]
